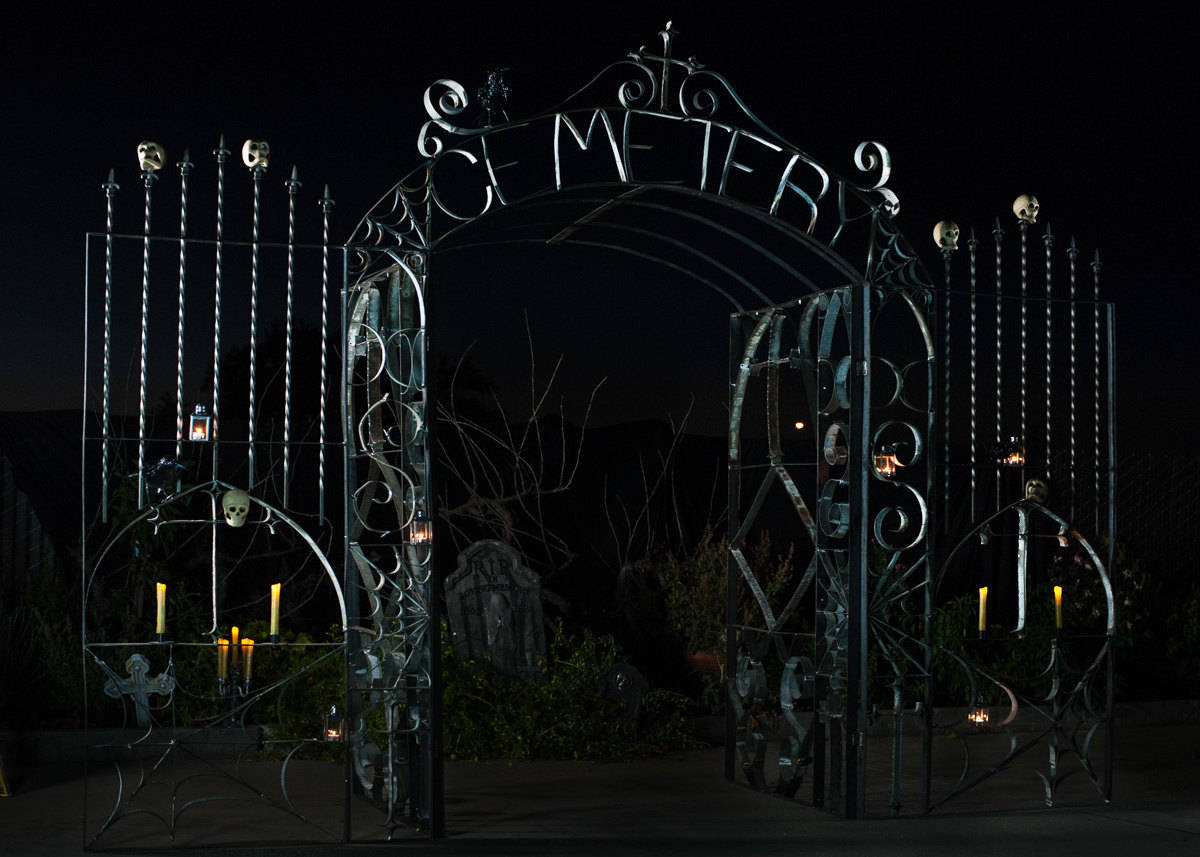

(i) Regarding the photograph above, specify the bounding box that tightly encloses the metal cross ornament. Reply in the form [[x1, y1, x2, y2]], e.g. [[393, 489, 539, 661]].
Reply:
[[103, 653, 176, 728]]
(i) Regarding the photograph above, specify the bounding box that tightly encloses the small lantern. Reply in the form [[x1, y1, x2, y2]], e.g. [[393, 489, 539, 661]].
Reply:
[[997, 436, 1024, 468], [189, 405, 212, 441], [873, 444, 902, 479], [968, 695, 989, 725], [409, 508, 432, 544], [323, 704, 344, 741]]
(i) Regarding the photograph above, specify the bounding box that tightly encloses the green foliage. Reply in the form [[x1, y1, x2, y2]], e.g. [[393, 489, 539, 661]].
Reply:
[[658, 528, 794, 655], [0, 575, 80, 727], [442, 622, 695, 761], [655, 529, 794, 710]]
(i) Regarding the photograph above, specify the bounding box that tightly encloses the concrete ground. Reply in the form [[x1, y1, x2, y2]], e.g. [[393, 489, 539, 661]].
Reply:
[[1, 721, 1198, 856]]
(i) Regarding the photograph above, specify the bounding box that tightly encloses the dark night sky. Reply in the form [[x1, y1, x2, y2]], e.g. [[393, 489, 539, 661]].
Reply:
[[2, 4, 1196, 444]]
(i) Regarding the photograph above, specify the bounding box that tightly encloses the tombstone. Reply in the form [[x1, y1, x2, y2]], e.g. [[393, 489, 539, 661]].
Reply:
[[445, 540, 545, 680]]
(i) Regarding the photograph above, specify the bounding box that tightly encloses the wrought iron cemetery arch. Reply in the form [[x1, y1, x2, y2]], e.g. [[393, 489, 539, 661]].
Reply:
[[343, 23, 938, 833]]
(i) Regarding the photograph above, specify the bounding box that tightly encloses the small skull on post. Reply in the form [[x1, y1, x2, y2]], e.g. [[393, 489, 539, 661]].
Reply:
[[1013, 193, 1039, 224], [1024, 478, 1049, 504], [933, 220, 961, 252], [221, 489, 251, 528], [242, 139, 270, 170], [136, 141, 166, 172]]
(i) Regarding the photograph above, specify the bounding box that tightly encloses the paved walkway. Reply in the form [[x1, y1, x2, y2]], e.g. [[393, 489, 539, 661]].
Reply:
[[1, 723, 1198, 855]]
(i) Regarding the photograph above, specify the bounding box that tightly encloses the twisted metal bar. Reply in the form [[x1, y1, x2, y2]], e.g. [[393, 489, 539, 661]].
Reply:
[[248, 163, 265, 489], [1018, 220, 1028, 465], [1068, 237, 1079, 519], [942, 249, 952, 521], [1092, 250, 1102, 534], [101, 169, 119, 522], [992, 219, 1004, 508], [1043, 224, 1053, 477], [319, 186, 334, 523], [137, 167, 159, 509], [174, 150, 194, 466], [283, 166, 301, 508], [211, 136, 229, 480], [968, 228, 978, 521]]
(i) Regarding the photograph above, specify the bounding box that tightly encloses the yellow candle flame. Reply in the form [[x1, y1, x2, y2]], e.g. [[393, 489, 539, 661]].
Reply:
[[270, 583, 281, 637], [978, 587, 988, 633], [217, 638, 229, 680], [1054, 585, 1063, 629], [155, 582, 167, 635], [230, 626, 240, 670]]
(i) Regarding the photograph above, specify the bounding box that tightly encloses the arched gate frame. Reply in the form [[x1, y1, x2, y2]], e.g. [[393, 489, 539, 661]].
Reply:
[[344, 24, 935, 833]]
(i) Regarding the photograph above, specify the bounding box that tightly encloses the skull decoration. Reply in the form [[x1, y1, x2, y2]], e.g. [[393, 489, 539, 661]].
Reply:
[[1024, 478, 1049, 504], [933, 220, 961, 252], [242, 139, 270, 169], [136, 141, 166, 172], [1013, 193, 1039, 224], [221, 489, 251, 528], [879, 188, 901, 218]]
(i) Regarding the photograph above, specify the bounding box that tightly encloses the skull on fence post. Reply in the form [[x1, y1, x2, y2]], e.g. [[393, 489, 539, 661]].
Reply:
[[241, 139, 270, 169], [1013, 193, 1039, 224], [221, 489, 251, 528], [136, 141, 166, 172], [933, 220, 960, 251]]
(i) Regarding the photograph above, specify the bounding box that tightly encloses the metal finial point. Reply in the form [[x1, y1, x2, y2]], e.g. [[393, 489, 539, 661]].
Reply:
[[214, 134, 230, 161], [992, 216, 1004, 238], [102, 168, 119, 193], [1068, 235, 1079, 256], [1091, 249, 1101, 269], [178, 148, 194, 174], [968, 225, 977, 246], [1043, 222, 1054, 245], [320, 184, 335, 210], [286, 165, 301, 191]]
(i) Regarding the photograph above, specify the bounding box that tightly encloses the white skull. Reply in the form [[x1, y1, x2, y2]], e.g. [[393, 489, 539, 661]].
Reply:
[[137, 141, 166, 172], [242, 139, 270, 169], [221, 489, 251, 528], [1025, 478, 1048, 504], [1013, 193, 1039, 224], [933, 220, 961, 251], [878, 188, 900, 218]]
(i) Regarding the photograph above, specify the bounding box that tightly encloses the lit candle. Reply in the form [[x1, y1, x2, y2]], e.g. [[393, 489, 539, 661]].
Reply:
[[230, 626, 240, 671], [217, 638, 229, 680], [155, 582, 167, 635], [270, 583, 281, 637], [978, 587, 988, 633], [242, 639, 254, 680], [1054, 585, 1063, 629]]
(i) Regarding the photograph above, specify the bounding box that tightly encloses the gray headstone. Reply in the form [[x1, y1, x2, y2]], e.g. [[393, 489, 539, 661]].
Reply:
[[445, 540, 546, 680]]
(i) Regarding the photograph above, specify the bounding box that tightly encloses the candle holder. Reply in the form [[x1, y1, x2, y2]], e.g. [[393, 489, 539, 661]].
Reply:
[[217, 638, 255, 725]]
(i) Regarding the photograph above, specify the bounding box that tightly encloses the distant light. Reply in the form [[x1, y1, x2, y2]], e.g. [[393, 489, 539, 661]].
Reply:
[[793, 421, 805, 430]]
